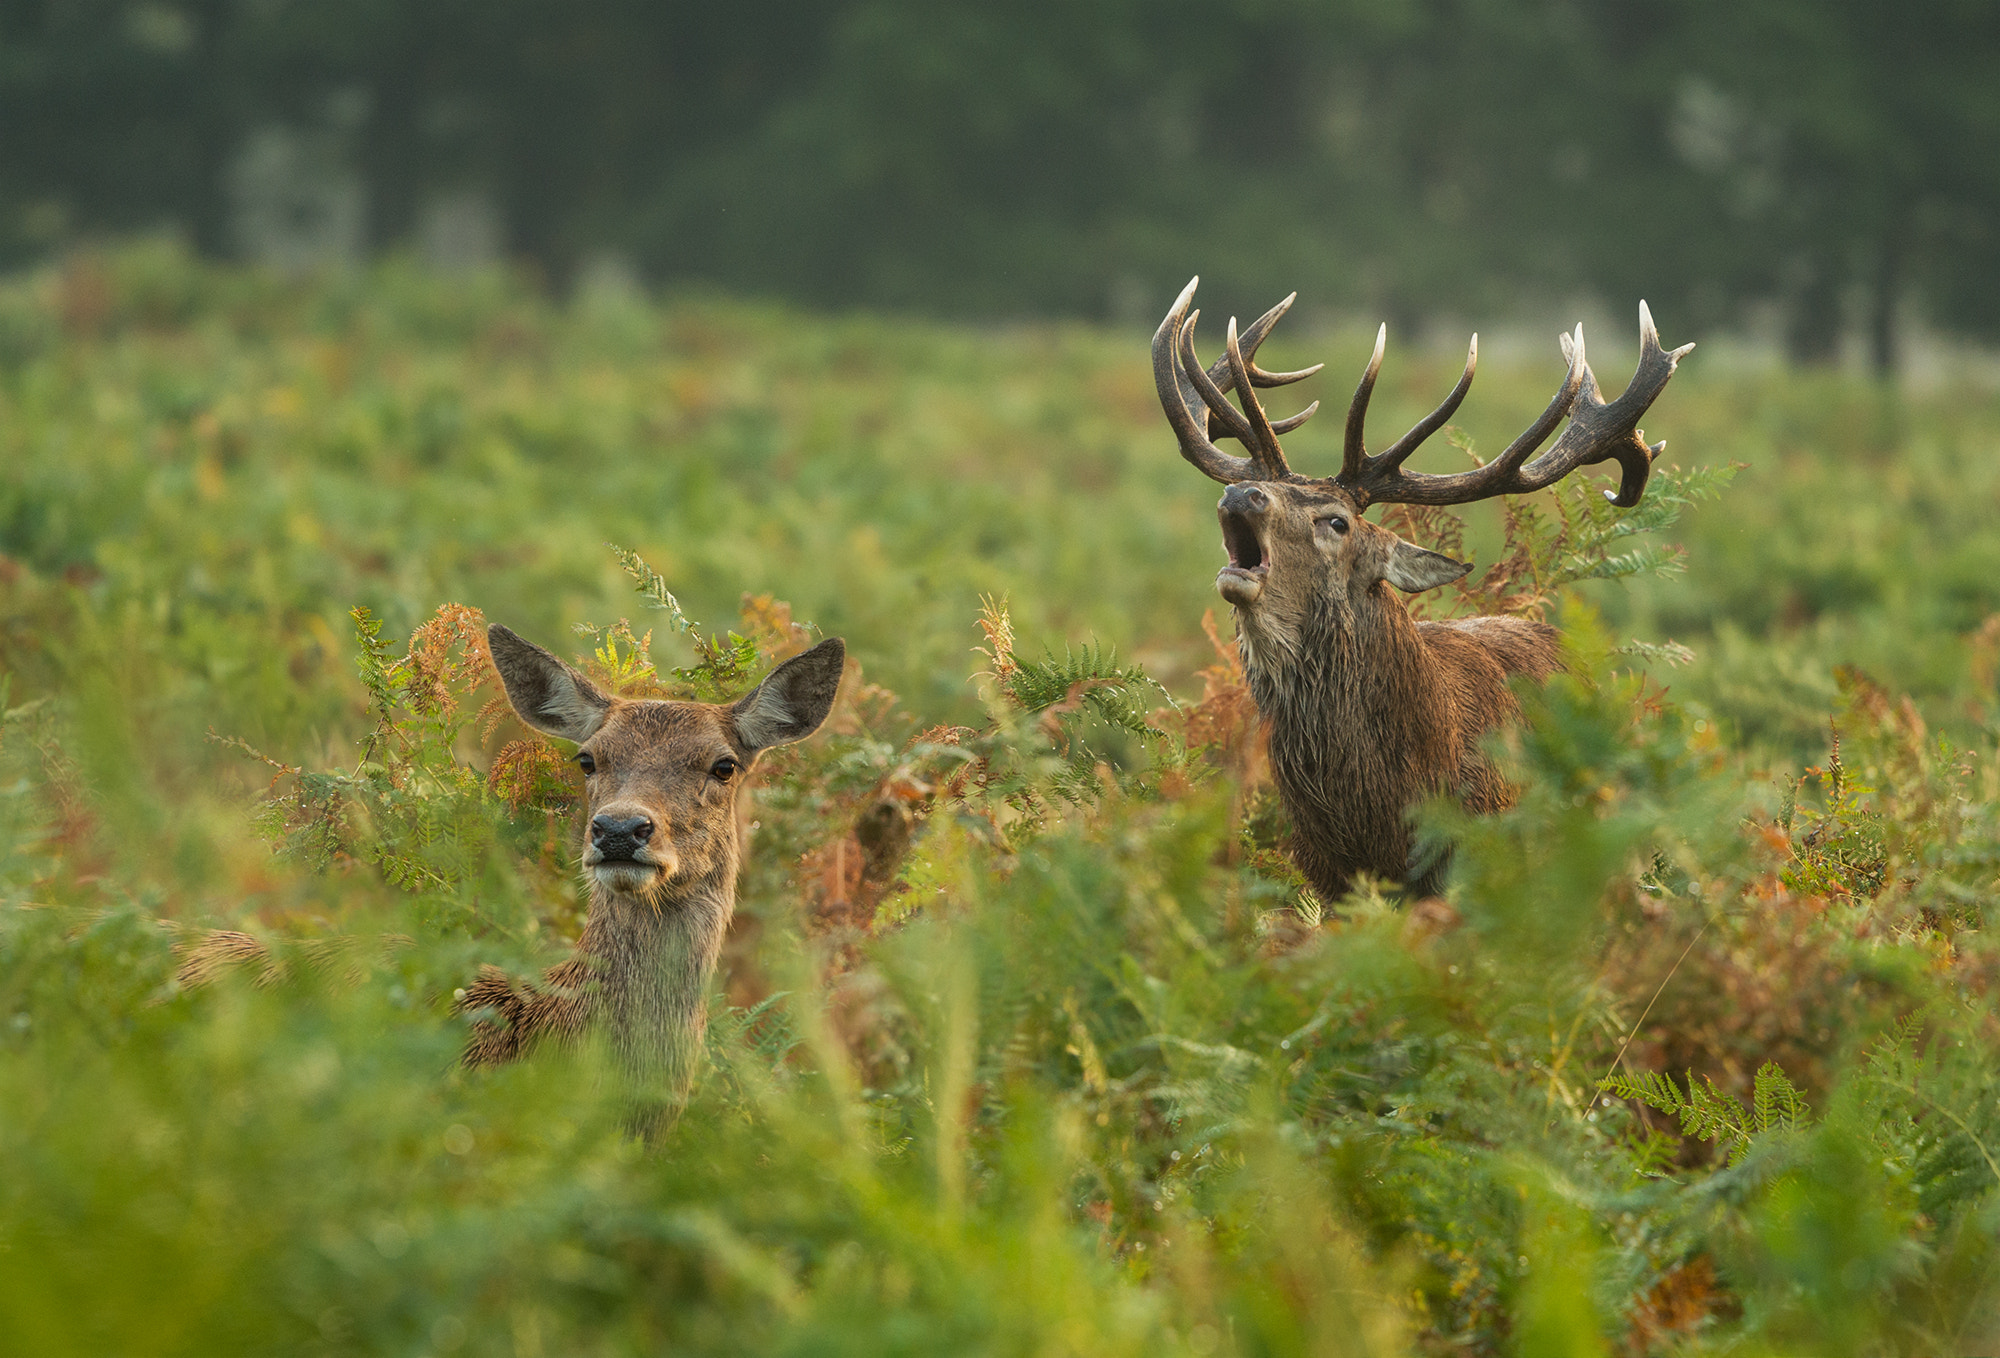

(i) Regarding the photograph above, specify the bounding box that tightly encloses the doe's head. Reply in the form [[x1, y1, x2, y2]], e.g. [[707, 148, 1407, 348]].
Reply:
[[487, 624, 845, 900]]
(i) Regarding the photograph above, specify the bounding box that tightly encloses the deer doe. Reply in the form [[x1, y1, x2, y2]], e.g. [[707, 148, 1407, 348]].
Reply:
[[461, 624, 844, 1108], [1154, 277, 1692, 902]]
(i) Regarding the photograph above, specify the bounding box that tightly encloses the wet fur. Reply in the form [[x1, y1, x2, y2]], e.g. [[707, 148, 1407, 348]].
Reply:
[[1241, 556, 1560, 901]]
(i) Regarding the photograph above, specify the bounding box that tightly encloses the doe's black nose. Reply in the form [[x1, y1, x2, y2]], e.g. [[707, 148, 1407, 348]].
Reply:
[[1220, 483, 1270, 515], [590, 813, 654, 856]]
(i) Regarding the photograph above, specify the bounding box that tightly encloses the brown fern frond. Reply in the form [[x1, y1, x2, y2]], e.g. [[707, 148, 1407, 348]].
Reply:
[[739, 592, 814, 660], [403, 603, 490, 719], [1170, 609, 1265, 789], [973, 594, 1016, 680], [489, 738, 576, 814], [174, 930, 282, 988], [477, 691, 515, 740]]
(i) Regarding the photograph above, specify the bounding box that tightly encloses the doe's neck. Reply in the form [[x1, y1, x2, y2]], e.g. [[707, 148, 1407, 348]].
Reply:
[[581, 864, 737, 976], [579, 865, 738, 1103]]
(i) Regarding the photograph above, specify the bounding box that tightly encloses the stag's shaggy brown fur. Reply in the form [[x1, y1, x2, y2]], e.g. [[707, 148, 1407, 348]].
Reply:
[[1153, 277, 1688, 902], [1233, 497, 1562, 899]]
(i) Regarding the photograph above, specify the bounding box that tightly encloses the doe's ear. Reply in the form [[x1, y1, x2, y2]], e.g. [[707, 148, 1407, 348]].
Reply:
[[1384, 539, 1472, 594], [486, 623, 613, 743], [732, 638, 846, 752]]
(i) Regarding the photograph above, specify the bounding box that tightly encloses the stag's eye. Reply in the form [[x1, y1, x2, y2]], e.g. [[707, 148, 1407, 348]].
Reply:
[[576, 752, 596, 775], [1320, 515, 1350, 535], [710, 757, 740, 782]]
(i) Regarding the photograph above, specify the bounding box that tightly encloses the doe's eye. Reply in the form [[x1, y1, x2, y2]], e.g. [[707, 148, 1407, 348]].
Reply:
[[710, 757, 740, 782], [576, 752, 597, 775]]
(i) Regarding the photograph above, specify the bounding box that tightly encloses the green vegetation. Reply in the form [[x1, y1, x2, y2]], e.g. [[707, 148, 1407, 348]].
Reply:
[[5, 247, 2000, 1354]]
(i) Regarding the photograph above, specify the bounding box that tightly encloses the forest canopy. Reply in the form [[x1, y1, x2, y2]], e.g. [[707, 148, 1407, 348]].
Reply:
[[2, 0, 1997, 370]]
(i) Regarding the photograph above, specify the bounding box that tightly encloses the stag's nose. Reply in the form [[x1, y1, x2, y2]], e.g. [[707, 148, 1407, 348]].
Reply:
[[1219, 483, 1270, 516], [590, 813, 655, 858]]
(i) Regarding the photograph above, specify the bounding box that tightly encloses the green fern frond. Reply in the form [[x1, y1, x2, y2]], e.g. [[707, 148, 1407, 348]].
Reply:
[[673, 631, 763, 702], [1752, 1061, 1810, 1135], [1601, 1069, 1743, 1154], [1544, 463, 1737, 590], [1603, 1058, 1808, 1166], [1005, 643, 1173, 738], [589, 546, 762, 700], [350, 606, 397, 720], [714, 991, 803, 1072], [1622, 1126, 1681, 1180], [1552, 543, 1686, 586], [1600, 1068, 1693, 1119]]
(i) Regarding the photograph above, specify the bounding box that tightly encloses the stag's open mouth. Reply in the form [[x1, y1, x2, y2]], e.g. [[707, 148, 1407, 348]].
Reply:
[[1217, 509, 1269, 606]]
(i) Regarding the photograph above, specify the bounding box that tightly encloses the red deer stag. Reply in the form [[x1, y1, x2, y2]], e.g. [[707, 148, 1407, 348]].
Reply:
[[462, 625, 844, 1107], [1153, 277, 1691, 900]]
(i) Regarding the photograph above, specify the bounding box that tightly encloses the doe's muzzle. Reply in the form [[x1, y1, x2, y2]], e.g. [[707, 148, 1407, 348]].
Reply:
[[590, 812, 655, 861]]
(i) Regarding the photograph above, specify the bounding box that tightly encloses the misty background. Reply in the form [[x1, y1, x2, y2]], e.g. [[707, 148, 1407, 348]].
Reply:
[[3, 0, 1996, 374]]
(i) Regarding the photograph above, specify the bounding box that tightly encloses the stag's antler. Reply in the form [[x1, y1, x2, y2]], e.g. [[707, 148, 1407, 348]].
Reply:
[[1152, 276, 1322, 484], [1151, 277, 1695, 509]]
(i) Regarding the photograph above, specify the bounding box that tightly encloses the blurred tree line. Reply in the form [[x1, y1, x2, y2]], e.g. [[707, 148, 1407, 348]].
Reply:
[[1, 0, 1995, 370]]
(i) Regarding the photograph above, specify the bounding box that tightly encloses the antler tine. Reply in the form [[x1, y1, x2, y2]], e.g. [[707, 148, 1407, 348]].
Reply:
[[1268, 400, 1321, 436], [1236, 294, 1321, 383], [1200, 293, 1324, 444], [1178, 310, 1260, 449], [1345, 303, 1692, 510], [1480, 325, 1588, 478], [1528, 300, 1697, 506], [1365, 333, 1479, 477], [1153, 276, 1327, 483], [1640, 298, 1697, 365], [1150, 277, 1261, 485], [1202, 292, 1324, 394], [1224, 316, 1292, 479], [1341, 324, 1387, 483], [1347, 326, 1576, 503]]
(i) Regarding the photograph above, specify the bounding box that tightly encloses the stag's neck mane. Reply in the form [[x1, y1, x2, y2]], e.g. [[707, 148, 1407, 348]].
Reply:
[[1236, 581, 1459, 891], [1237, 579, 1444, 726]]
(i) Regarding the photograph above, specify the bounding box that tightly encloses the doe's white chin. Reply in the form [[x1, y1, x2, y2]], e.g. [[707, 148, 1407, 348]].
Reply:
[[592, 862, 668, 895]]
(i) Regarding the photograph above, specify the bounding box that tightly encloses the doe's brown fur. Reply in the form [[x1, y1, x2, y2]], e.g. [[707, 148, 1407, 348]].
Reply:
[[464, 624, 843, 1104]]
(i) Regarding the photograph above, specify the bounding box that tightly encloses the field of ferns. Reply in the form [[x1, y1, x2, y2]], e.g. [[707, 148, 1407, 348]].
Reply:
[[6, 242, 2000, 1355]]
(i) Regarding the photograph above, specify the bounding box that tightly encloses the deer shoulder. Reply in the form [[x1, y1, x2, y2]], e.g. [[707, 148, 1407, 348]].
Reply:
[[1415, 616, 1561, 814]]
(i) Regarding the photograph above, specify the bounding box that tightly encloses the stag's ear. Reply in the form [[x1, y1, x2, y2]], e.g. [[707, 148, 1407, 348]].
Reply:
[[487, 624, 614, 743], [1383, 540, 1472, 594], [732, 638, 846, 752]]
